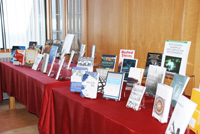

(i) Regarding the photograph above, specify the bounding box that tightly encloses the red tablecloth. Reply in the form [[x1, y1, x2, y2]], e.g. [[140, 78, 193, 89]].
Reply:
[[38, 85, 195, 134], [0, 61, 74, 116]]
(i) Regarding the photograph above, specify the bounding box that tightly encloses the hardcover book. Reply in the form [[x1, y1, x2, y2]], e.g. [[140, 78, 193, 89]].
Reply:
[[103, 72, 124, 101], [126, 85, 146, 111], [13, 49, 25, 65], [25, 49, 37, 67], [81, 72, 99, 99], [10, 46, 26, 63], [125, 68, 144, 90], [165, 95, 197, 134], [144, 52, 162, 77], [32, 54, 43, 70], [41, 53, 49, 73], [170, 74, 190, 107], [145, 65, 166, 97], [70, 67, 88, 92], [77, 57, 94, 72], [49, 45, 58, 63], [152, 83, 173, 123], [96, 68, 109, 93], [161, 40, 191, 75], [120, 59, 138, 81], [118, 49, 135, 72], [189, 88, 200, 133], [100, 55, 117, 72]]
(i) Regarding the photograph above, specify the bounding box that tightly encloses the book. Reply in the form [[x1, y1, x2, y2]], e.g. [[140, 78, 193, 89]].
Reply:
[[144, 52, 162, 77], [62, 34, 75, 54], [79, 44, 86, 57], [96, 68, 109, 93], [152, 83, 173, 123], [120, 59, 138, 81], [118, 49, 135, 72], [35, 45, 43, 54], [25, 49, 37, 67], [100, 55, 117, 72], [81, 71, 99, 99], [161, 40, 191, 75], [126, 85, 146, 111], [170, 74, 190, 107], [13, 49, 25, 65], [165, 95, 197, 134], [189, 88, 200, 133], [70, 67, 88, 92], [103, 72, 125, 101], [91, 45, 96, 58], [41, 53, 49, 73], [77, 57, 94, 72], [49, 45, 58, 63], [55, 57, 65, 80], [32, 54, 43, 70], [125, 68, 144, 90], [145, 65, 166, 97], [29, 41, 37, 49], [10, 46, 26, 63]]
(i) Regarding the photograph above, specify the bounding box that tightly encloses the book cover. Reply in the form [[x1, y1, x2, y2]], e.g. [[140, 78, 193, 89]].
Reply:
[[62, 34, 74, 54], [121, 59, 138, 81], [144, 52, 162, 77], [10, 46, 26, 63], [29, 41, 37, 49], [49, 45, 58, 63], [165, 95, 197, 134], [170, 74, 190, 107], [25, 49, 37, 67], [125, 67, 144, 90], [145, 65, 166, 97], [70, 67, 88, 92], [32, 54, 43, 70], [77, 57, 94, 72], [81, 72, 99, 99], [43, 44, 52, 54], [96, 68, 109, 93], [161, 40, 191, 75], [35, 45, 43, 54], [103, 72, 124, 101], [13, 49, 25, 65], [41, 53, 49, 73], [152, 83, 173, 123], [118, 49, 135, 72], [100, 55, 117, 72], [189, 88, 200, 133], [126, 85, 146, 111]]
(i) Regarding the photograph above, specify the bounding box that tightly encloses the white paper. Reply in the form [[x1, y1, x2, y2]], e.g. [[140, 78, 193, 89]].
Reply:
[[62, 34, 75, 54], [55, 57, 65, 80], [32, 54, 43, 70]]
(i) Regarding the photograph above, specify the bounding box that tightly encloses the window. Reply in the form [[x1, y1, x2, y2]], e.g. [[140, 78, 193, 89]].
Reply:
[[0, 0, 46, 49]]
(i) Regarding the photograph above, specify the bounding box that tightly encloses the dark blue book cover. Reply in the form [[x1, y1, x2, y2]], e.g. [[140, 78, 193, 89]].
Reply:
[[100, 55, 117, 71], [10, 46, 26, 63], [49, 45, 58, 63]]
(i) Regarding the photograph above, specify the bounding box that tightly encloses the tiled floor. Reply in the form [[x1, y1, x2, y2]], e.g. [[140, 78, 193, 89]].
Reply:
[[0, 99, 39, 134]]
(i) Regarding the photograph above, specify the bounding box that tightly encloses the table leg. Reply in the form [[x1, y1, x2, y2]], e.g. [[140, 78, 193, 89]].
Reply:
[[9, 97, 15, 109]]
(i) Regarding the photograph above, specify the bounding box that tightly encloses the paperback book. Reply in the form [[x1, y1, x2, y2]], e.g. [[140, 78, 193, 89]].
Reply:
[[41, 53, 49, 73], [152, 83, 173, 123], [77, 57, 94, 72], [100, 55, 117, 72], [144, 52, 162, 77], [81, 72, 99, 99], [96, 68, 109, 93], [49, 45, 58, 63], [145, 65, 166, 97], [161, 40, 191, 75], [13, 49, 25, 65], [170, 74, 190, 107], [25, 49, 37, 67], [32, 54, 43, 70], [120, 59, 138, 81], [103, 72, 124, 101], [125, 67, 144, 90], [29, 41, 37, 49], [70, 67, 88, 92], [118, 49, 135, 72], [10, 46, 26, 63], [126, 85, 146, 111], [165, 95, 197, 134], [62, 34, 75, 54]]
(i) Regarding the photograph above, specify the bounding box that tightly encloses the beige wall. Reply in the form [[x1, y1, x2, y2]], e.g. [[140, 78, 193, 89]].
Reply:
[[85, 0, 200, 89]]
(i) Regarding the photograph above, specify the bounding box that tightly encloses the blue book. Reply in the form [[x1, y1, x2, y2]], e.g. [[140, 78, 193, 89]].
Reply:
[[49, 45, 58, 63], [10, 46, 26, 63], [70, 67, 88, 92], [80, 71, 99, 99], [100, 55, 117, 72]]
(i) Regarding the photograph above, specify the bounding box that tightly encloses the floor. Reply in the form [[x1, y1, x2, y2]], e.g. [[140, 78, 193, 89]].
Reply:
[[0, 99, 39, 134]]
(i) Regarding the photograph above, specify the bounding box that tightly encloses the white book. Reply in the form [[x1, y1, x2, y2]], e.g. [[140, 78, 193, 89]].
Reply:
[[161, 40, 191, 75], [152, 83, 173, 123], [32, 54, 43, 70], [145, 65, 166, 97], [165, 95, 197, 134], [62, 34, 75, 54], [41, 53, 49, 73]]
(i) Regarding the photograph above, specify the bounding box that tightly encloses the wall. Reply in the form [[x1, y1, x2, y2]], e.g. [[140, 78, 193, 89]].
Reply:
[[86, 0, 200, 88]]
